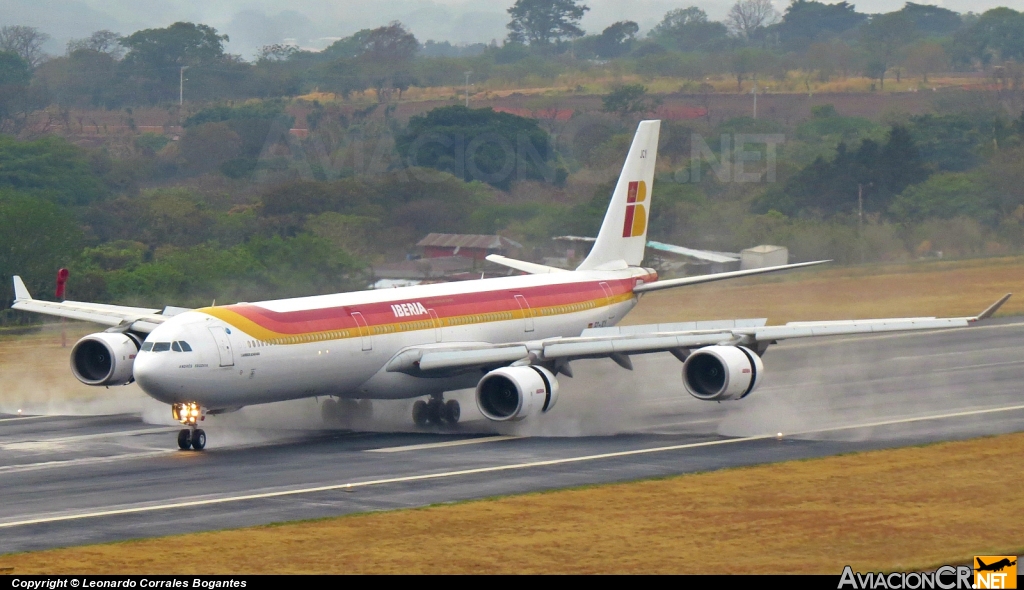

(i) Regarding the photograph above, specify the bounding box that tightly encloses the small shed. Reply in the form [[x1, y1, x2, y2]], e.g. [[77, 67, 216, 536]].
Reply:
[[417, 234, 523, 261], [740, 245, 788, 270]]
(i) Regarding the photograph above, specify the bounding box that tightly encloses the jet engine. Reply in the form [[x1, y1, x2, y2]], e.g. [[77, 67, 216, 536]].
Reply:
[[70, 332, 141, 386], [476, 366, 559, 422], [682, 345, 763, 401]]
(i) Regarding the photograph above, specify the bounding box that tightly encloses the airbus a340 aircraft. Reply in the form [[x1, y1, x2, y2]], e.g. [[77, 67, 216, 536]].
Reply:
[[11, 121, 1011, 451]]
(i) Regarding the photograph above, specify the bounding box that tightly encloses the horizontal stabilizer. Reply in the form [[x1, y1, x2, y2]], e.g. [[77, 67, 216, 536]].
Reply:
[[486, 255, 567, 274]]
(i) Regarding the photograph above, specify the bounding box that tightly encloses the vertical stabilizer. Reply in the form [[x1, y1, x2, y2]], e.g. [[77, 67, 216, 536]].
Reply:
[[577, 120, 660, 270]]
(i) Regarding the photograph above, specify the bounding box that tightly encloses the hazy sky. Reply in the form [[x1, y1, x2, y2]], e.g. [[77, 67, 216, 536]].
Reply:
[[3, 0, 1020, 60]]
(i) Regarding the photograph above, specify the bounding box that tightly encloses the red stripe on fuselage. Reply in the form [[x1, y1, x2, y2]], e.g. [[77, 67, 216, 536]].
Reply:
[[222, 278, 641, 335]]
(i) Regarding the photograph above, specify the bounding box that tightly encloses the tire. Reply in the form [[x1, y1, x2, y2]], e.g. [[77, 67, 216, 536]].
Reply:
[[444, 399, 461, 424], [412, 400, 429, 427], [191, 429, 207, 451], [321, 399, 339, 423], [427, 399, 444, 424], [177, 429, 191, 450]]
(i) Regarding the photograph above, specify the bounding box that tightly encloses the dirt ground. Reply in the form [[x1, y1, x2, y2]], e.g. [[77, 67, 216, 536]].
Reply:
[[2, 432, 1021, 574]]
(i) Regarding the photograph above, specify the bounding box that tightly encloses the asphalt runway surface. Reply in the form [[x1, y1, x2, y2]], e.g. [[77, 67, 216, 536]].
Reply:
[[2, 317, 1023, 554]]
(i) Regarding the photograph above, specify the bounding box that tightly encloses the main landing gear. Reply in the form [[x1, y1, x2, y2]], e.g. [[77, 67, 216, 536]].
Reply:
[[172, 402, 206, 451], [321, 398, 373, 427], [412, 394, 460, 427]]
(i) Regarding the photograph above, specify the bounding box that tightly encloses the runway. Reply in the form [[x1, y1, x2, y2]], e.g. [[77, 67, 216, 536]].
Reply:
[[1, 317, 1023, 554]]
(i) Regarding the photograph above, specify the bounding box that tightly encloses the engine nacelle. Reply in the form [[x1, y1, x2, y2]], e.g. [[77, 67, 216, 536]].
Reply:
[[476, 366, 559, 422], [70, 332, 141, 386], [682, 345, 764, 401]]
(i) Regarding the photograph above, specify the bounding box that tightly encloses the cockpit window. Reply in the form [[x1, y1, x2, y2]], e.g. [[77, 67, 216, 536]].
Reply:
[[172, 342, 182, 352], [141, 342, 154, 352], [178, 341, 192, 352], [152, 342, 171, 352]]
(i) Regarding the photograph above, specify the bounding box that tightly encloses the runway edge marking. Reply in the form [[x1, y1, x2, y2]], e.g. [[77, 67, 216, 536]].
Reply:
[[366, 435, 524, 453], [2, 403, 1024, 529]]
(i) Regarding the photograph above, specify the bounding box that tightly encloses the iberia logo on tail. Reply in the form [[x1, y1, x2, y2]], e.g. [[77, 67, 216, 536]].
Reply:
[[622, 180, 648, 238]]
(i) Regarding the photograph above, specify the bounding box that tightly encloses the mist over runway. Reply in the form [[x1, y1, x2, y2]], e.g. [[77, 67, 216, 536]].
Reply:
[[2, 317, 1023, 554]]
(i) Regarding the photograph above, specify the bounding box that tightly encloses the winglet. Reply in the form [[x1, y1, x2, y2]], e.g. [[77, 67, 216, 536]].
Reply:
[[972, 293, 1012, 321], [12, 276, 31, 302]]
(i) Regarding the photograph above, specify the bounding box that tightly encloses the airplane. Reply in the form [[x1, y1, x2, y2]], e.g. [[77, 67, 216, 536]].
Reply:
[[976, 558, 1016, 572], [10, 120, 1012, 451]]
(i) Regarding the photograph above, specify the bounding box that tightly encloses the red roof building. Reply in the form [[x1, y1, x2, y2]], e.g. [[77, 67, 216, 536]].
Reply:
[[416, 233, 523, 261]]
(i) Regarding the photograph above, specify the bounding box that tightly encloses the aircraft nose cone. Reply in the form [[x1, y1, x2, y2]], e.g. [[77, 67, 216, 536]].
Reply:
[[132, 352, 174, 402]]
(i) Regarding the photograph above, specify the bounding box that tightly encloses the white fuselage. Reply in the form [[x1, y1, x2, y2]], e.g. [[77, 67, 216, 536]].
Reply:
[[133, 267, 655, 409]]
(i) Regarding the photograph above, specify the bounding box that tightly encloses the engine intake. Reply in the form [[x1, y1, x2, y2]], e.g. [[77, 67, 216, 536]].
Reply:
[[70, 332, 141, 386], [682, 345, 763, 401], [476, 366, 559, 422]]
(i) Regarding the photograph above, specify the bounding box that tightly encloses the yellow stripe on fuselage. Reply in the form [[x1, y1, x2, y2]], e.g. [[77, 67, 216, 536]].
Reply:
[[196, 291, 634, 346]]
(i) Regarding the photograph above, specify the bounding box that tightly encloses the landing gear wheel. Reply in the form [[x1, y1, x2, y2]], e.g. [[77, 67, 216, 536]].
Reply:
[[321, 399, 340, 424], [191, 429, 207, 450], [426, 398, 445, 424], [444, 399, 461, 425], [177, 429, 192, 450], [412, 400, 429, 427]]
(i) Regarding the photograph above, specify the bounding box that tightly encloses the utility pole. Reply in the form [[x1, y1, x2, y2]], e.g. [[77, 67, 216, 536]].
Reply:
[[464, 71, 473, 107], [179, 66, 189, 106], [752, 74, 758, 119]]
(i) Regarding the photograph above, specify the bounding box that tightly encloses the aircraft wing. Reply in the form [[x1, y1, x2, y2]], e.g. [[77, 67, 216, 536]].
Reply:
[[385, 294, 1011, 375], [10, 276, 184, 334]]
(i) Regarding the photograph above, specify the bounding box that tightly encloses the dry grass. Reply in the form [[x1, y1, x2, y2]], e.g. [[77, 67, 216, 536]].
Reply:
[[625, 256, 1024, 326], [2, 432, 1022, 574]]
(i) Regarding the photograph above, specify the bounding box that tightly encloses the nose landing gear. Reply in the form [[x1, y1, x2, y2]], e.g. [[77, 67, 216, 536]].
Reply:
[[412, 394, 460, 427], [172, 402, 207, 451]]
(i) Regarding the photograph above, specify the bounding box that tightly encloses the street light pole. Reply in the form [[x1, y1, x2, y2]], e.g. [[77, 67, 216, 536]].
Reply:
[[464, 71, 473, 108], [180, 66, 189, 106]]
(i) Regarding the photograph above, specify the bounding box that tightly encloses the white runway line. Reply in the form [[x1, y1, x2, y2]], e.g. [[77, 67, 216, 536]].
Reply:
[[0, 415, 56, 423], [3, 427, 179, 445], [0, 450, 176, 475], [366, 435, 523, 453], [2, 403, 1024, 530]]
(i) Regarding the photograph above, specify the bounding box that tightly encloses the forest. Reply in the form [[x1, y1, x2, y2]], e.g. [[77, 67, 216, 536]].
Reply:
[[1, 0, 1024, 323]]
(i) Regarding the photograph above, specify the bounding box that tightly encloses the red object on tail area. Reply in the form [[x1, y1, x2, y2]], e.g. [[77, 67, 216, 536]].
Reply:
[[56, 268, 69, 300]]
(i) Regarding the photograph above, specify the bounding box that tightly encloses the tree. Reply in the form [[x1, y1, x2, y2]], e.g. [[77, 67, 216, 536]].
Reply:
[[67, 30, 124, 59], [595, 21, 639, 58], [894, 3, 962, 37], [861, 12, 916, 89], [905, 43, 948, 84], [648, 7, 730, 53], [0, 51, 31, 133], [726, 0, 780, 41], [506, 0, 590, 47], [358, 22, 419, 103], [0, 134, 110, 205], [601, 84, 662, 118], [0, 192, 83, 313], [120, 22, 229, 101], [952, 8, 1024, 67], [775, 1, 866, 52], [0, 26, 51, 68], [397, 106, 565, 190]]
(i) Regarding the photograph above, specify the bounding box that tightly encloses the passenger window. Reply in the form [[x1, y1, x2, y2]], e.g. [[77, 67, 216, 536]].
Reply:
[[152, 342, 171, 352], [141, 342, 154, 352], [179, 341, 192, 352], [172, 342, 182, 352]]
